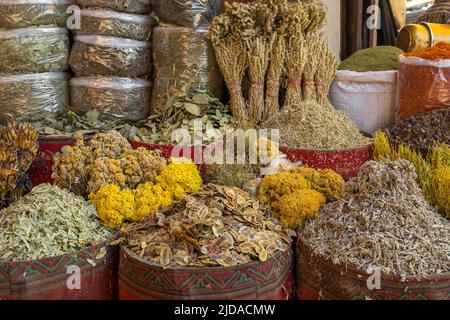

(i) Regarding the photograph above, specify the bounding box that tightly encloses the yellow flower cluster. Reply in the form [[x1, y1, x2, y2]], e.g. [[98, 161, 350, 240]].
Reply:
[[90, 157, 202, 228], [374, 131, 450, 218], [291, 167, 345, 201], [259, 167, 344, 228], [156, 158, 203, 200], [273, 189, 325, 229]]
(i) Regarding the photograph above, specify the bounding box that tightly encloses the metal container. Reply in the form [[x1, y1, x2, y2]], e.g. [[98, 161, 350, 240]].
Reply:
[[397, 23, 450, 53]]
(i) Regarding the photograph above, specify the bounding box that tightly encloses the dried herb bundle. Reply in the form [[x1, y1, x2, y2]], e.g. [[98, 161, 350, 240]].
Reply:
[[0, 120, 38, 202], [264, 100, 371, 150], [74, 9, 154, 41], [0, 184, 112, 262], [69, 36, 152, 77], [0, 72, 69, 124], [152, 26, 223, 114], [77, 0, 151, 14], [302, 160, 450, 280], [0, 27, 69, 74], [122, 184, 293, 268], [70, 77, 151, 122], [284, 34, 308, 107], [302, 32, 322, 101], [314, 40, 338, 105], [0, 0, 73, 29], [136, 89, 235, 145]]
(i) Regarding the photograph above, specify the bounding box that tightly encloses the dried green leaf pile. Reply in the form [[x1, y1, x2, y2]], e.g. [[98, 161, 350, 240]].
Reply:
[[77, 0, 152, 14], [0, 184, 112, 262], [264, 100, 371, 150], [122, 184, 293, 268], [134, 89, 236, 145], [301, 160, 450, 280]]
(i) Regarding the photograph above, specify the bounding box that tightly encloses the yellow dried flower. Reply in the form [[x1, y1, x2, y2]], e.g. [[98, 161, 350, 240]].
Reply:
[[134, 182, 173, 221], [87, 158, 126, 194], [291, 167, 345, 201], [156, 158, 203, 200], [89, 184, 135, 229], [259, 171, 310, 206], [272, 189, 325, 229]]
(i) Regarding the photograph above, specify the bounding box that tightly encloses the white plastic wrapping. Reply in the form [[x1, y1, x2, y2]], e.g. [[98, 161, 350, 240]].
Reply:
[[330, 70, 398, 134], [0, 0, 75, 29], [0, 27, 70, 74], [74, 9, 154, 41], [77, 0, 151, 14], [69, 35, 152, 77], [0, 72, 70, 123], [70, 76, 152, 122]]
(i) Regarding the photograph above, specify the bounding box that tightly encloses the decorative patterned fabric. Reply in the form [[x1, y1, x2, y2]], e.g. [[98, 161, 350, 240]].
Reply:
[[418, 0, 450, 24]]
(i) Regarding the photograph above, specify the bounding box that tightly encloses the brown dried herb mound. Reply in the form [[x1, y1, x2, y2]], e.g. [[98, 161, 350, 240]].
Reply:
[[301, 160, 450, 281], [122, 184, 293, 269]]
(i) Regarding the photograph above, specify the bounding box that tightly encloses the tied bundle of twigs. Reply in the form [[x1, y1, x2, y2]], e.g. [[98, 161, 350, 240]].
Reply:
[[284, 35, 308, 107], [302, 33, 322, 101], [264, 32, 285, 122], [247, 36, 270, 124], [314, 41, 338, 105], [304, 0, 327, 33]]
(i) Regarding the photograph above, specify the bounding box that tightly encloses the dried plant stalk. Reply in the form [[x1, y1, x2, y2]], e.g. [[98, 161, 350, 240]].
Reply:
[[284, 35, 308, 107], [302, 33, 322, 101], [212, 40, 249, 123], [315, 42, 338, 105], [247, 36, 270, 124], [264, 33, 286, 122]]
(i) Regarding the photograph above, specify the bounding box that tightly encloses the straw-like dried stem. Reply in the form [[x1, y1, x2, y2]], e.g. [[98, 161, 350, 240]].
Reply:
[[284, 35, 308, 107], [315, 42, 338, 105], [302, 33, 322, 101]]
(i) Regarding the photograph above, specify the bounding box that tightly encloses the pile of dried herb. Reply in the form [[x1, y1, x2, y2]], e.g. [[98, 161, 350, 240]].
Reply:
[[133, 89, 236, 145], [0, 0, 73, 29], [0, 27, 70, 74], [122, 184, 293, 268], [339, 46, 405, 72], [77, 0, 151, 14], [0, 184, 112, 262], [69, 36, 152, 77], [264, 100, 372, 150], [302, 160, 450, 280], [0, 72, 70, 123], [385, 109, 450, 150], [70, 77, 151, 122], [74, 9, 154, 41]]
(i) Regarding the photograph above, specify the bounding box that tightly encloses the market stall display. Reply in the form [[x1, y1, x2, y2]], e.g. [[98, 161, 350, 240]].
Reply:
[[0, 72, 70, 124], [69, 35, 152, 77], [396, 43, 450, 122], [74, 9, 154, 41], [151, 26, 223, 113], [0, 27, 70, 74], [0, 0, 75, 29], [69, 77, 152, 122]]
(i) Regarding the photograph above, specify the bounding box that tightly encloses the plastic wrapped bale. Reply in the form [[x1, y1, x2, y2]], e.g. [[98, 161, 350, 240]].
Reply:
[[0, 72, 70, 124], [74, 9, 154, 41], [77, 0, 151, 14], [152, 0, 221, 29], [69, 35, 152, 77], [0, 0, 75, 29], [151, 26, 223, 113], [0, 27, 70, 74], [69, 76, 152, 122]]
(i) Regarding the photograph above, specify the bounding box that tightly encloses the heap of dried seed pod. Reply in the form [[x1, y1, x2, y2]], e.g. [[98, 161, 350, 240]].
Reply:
[[122, 184, 293, 268], [301, 160, 450, 280]]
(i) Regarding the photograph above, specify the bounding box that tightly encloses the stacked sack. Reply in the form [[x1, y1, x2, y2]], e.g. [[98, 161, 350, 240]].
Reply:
[[150, 0, 224, 113], [69, 0, 154, 122], [0, 0, 73, 124]]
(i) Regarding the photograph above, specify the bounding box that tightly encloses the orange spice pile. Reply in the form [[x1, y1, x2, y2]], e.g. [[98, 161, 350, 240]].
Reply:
[[405, 42, 450, 60]]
